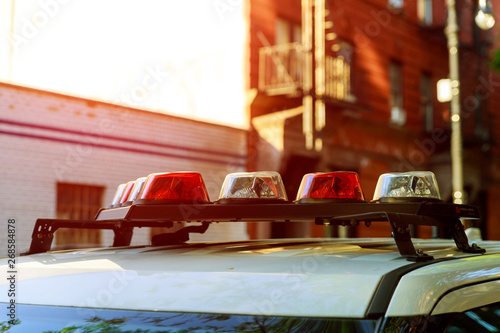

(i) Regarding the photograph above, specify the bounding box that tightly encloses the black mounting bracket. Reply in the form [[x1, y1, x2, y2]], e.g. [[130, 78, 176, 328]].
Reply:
[[27, 219, 179, 254], [316, 211, 485, 261]]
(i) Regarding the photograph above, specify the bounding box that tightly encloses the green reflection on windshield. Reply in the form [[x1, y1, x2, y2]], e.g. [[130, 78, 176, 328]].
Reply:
[[2, 304, 376, 333]]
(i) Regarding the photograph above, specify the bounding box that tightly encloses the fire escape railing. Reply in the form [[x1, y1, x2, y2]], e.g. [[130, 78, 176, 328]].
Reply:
[[259, 42, 304, 96], [258, 42, 353, 102]]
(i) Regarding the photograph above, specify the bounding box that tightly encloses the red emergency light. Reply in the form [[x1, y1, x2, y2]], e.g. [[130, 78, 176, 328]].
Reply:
[[136, 172, 210, 204], [296, 172, 365, 202]]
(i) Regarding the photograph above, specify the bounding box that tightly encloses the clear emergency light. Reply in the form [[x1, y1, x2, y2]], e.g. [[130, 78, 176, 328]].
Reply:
[[296, 172, 365, 202], [118, 181, 136, 205], [372, 171, 441, 202], [125, 177, 147, 204], [110, 183, 127, 207], [136, 172, 210, 204], [218, 171, 288, 203]]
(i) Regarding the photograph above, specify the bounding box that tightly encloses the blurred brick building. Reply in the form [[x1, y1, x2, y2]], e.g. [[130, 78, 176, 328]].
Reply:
[[247, 0, 500, 239]]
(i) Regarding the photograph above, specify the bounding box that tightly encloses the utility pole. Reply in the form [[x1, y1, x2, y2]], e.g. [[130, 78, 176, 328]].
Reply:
[[445, 0, 464, 205]]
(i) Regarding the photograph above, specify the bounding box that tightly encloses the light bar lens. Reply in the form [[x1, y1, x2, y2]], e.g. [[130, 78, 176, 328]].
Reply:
[[296, 171, 365, 201], [110, 183, 127, 206], [373, 171, 441, 201], [119, 181, 136, 204], [218, 171, 288, 201], [126, 177, 147, 202], [138, 172, 210, 203]]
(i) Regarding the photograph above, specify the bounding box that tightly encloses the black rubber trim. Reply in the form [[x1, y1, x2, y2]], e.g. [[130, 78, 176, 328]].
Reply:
[[365, 258, 455, 318], [215, 198, 290, 205], [374, 198, 442, 203]]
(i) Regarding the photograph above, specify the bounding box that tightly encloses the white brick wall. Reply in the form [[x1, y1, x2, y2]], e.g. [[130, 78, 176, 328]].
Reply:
[[0, 82, 248, 255]]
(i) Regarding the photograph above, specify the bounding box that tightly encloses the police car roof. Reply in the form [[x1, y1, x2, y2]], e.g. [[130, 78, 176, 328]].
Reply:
[[5, 238, 500, 319]]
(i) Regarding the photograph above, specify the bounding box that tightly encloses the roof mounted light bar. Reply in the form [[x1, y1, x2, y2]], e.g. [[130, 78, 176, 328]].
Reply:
[[27, 201, 483, 262], [25, 170, 484, 262]]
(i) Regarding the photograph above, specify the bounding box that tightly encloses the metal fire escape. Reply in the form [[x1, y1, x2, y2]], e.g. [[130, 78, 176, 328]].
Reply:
[[258, 0, 355, 151]]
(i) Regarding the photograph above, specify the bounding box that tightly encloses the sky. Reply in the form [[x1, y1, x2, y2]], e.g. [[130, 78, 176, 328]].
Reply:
[[0, 0, 247, 128]]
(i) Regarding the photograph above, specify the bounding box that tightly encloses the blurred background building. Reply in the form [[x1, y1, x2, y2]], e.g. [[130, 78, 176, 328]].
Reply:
[[1, 0, 499, 253], [247, 0, 500, 239], [0, 82, 247, 252]]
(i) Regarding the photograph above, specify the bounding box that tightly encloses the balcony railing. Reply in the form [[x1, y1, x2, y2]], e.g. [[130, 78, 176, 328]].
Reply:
[[259, 42, 304, 96], [258, 42, 354, 102]]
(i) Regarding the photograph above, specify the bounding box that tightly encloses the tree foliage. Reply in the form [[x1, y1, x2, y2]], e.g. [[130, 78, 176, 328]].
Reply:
[[490, 49, 500, 73]]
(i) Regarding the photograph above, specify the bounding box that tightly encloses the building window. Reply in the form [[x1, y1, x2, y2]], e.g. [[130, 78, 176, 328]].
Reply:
[[421, 73, 433, 132], [326, 41, 354, 102], [388, 0, 404, 12], [56, 183, 104, 247], [389, 61, 406, 125], [275, 17, 301, 45], [292, 24, 301, 44], [418, 0, 433, 26]]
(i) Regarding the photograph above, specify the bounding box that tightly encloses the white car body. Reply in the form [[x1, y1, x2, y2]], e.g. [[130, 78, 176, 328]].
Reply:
[[2, 237, 500, 332], [1, 171, 499, 332]]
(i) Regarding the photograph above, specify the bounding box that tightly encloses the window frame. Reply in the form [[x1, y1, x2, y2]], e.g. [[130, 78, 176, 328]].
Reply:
[[431, 280, 500, 316], [55, 182, 105, 247], [418, 0, 433, 26], [389, 61, 405, 125], [420, 72, 434, 132]]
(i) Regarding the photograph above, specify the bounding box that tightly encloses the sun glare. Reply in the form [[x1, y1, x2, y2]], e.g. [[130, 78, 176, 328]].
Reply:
[[1, 0, 247, 128]]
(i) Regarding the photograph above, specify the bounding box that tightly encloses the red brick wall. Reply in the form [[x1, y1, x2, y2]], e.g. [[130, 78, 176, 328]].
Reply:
[[249, 0, 499, 239]]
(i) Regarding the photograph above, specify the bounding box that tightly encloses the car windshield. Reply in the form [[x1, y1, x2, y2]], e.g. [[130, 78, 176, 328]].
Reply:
[[3, 304, 377, 333]]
